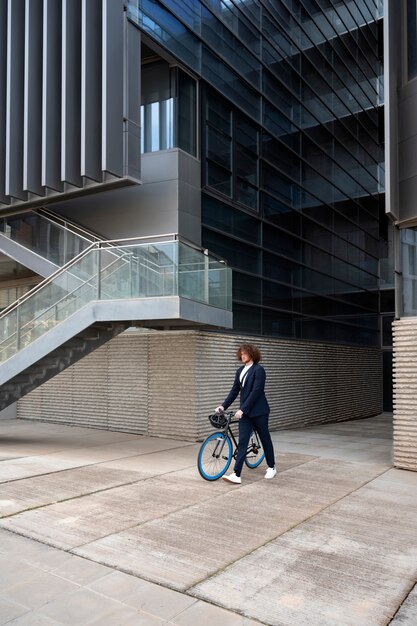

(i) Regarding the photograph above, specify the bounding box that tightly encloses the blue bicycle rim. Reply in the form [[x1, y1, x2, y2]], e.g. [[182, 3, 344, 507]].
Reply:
[[198, 432, 232, 481]]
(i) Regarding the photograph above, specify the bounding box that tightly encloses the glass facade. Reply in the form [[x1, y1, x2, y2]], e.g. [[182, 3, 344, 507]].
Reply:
[[129, 0, 386, 347]]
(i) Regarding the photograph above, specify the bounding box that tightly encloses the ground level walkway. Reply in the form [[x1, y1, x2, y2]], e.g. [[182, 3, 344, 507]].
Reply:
[[0, 414, 416, 625]]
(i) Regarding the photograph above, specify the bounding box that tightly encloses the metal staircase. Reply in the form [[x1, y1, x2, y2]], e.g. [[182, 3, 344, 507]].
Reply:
[[0, 235, 232, 411], [0, 322, 128, 410], [0, 208, 99, 280]]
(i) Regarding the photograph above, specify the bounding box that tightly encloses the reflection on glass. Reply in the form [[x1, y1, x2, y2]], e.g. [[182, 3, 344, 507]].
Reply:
[[141, 61, 197, 156]]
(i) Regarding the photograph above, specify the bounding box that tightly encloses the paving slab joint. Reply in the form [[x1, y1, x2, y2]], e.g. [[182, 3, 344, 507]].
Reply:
[[388, 580, 417, 624]]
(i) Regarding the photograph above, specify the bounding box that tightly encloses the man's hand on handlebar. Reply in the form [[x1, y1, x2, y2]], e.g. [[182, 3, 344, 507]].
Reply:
[[215, 405, 225, 413]]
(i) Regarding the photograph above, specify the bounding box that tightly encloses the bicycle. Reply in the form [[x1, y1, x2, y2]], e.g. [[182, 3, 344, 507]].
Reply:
[[197, 411, 265, 481]]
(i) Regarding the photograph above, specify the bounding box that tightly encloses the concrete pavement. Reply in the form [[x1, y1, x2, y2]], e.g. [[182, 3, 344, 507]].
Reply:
[[0, 414, 416, 625]]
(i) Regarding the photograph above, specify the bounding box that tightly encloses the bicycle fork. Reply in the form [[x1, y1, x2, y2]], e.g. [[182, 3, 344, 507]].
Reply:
[[213, 435, 229, 459]]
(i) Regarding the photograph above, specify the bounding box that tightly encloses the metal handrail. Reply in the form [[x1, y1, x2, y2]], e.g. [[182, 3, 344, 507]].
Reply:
[[0, 242, 97, 319], [34, 207, 102, 243], [0, 234, 184, 320]]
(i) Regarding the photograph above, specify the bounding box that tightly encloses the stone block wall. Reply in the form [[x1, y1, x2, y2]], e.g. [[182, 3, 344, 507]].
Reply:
[[393, 319, 417, 471], [18, 330, 383, 441]]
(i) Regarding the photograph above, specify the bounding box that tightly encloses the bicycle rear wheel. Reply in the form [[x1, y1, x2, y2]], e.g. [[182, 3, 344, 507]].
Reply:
[[198, 432, 233, 481], [245, 431, 265, 468]]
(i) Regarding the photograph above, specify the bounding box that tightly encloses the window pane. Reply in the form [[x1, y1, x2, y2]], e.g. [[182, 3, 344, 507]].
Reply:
[[202, 195, 261, 244], [236, 179, 258, 210], [128, 0, 201, 72], [236, 150, 257, 185], [206, 161, 231, 196], [177, 70, 197, 156], [207, 91, 231, 134], [207, 128, 231, 169]]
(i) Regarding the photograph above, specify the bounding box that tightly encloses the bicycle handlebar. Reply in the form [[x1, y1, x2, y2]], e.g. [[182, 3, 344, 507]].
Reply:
[[219, 410, 240, 425]]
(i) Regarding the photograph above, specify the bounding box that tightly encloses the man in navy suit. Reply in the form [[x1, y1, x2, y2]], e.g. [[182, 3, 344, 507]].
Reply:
[[215, 344, 276, 484]]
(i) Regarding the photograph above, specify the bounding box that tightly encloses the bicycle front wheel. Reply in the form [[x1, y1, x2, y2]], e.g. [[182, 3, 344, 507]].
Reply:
[[245, 432, 265, 468], [198, 432, 233, 481]]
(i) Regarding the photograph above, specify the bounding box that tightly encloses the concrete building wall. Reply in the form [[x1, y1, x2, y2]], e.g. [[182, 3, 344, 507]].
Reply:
[[393, 318, 417, 471], [17, 330, 382, 441]]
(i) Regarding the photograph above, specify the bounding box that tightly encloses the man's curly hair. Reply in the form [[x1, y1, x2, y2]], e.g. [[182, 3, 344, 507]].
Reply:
[[236, 344, 261, 364]]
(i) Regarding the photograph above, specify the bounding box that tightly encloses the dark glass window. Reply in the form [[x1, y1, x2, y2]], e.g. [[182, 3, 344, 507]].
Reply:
[[128, 0, 201, 72], [201, 7, 260, 88], [236, 180, 258, 210], [158, 0, 201, 32], [202, 46, 260, 121], [203, 229, 261, 274], [202, 195, 261, 244], [234, 272, 261, 303], [263, 310, 299, 338], [235, 115, 259, 210], [176, 70, 197, 156], [205, 90, 232, 196], [263, 251, 299, 285], [206, 162, 231, 196], [135, 0, 385, 346], [263, 223, 302, 262], [207, 128, 231, 169], [263, 194, 301, 235], [233, 304, 262, 333], [263, 280, 293, 310]]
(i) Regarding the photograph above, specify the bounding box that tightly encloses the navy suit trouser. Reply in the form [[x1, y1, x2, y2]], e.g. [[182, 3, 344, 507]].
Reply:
[[234, 413, 275, 476]]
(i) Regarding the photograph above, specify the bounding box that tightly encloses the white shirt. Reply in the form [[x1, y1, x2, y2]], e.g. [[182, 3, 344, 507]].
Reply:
[[239, 363, 253, 387]]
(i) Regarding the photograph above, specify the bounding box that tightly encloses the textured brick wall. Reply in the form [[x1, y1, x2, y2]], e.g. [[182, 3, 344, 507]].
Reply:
[[393, 319, 417, 471], [18, 330, 383, 441]]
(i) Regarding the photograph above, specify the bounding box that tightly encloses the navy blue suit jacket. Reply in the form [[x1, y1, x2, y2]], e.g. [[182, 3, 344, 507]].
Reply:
[[222, 363, 270, 417]]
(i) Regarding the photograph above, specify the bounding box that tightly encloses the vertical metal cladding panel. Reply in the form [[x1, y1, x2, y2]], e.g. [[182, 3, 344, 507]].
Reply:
[[23, 0, 43, 196], [123, 16, 141, 181], [81, 0, 102, 182], [393, 319, 417, 471], [0, 0, 9, 205], [6, 0, 27, 201], [102, 0, 123, 178], [42, 0, 62, 191], [61, 0, 82, 187]]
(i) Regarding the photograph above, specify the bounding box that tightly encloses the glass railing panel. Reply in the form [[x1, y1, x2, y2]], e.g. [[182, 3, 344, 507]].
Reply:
[[0, 250, 99, 363], [128, 242, 177, 298], [0, 238, 232, 364], [0, 213, 92, 266], [178, 244, 207, 304], [100, 254, 134, 299], [208, 260, 232, 311]]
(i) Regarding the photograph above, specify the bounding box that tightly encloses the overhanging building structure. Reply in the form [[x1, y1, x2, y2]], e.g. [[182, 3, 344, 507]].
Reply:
[[0, 1, 401, 459]]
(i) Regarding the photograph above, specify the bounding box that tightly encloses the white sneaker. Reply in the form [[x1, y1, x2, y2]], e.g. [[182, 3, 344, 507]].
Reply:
[[265, 466, 277, 480], [222, 472, 241, 484]]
